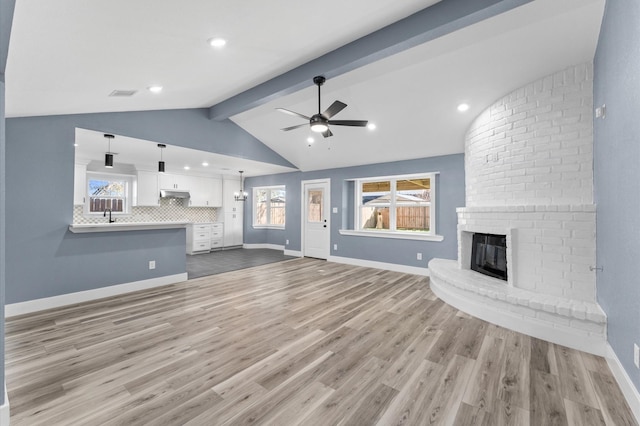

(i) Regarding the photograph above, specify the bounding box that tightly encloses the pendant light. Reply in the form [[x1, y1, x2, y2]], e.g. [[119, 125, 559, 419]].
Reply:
[[234, 170, 248, 201], [104, 134, 114, 168], [157, 144, 166, 173]]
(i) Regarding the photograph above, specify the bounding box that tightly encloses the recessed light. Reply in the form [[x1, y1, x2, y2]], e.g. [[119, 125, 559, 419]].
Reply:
[[184, 166, 190, 170], [457, 103, 470, 112], [307, 137, 314, 144], [208, 37, 227, 48], [202, 162, 209, 167], [148, 85, 163, 93], [367, 123, 376, 130], [73, 143, 79, 147]]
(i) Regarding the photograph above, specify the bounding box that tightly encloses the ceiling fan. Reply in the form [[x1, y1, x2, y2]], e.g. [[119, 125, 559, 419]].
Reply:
[[276, 76, 368, 138]]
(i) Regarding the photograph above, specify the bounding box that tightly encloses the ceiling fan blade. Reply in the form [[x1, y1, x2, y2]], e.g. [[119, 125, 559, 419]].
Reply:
[[276, 108, 310, 121], [281, 123, 308, 132], [322, 101, 347, 119], [328, 120, 368, 127], [322, 129, 333, 138]]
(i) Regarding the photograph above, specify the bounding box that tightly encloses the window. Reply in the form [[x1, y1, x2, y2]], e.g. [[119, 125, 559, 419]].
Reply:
[[353, 173, 436, 238], [85, 172, 133, 215], [253, 186, 286, 228]]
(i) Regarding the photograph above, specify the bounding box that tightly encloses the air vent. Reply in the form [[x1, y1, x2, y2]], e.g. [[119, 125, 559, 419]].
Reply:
[[109, 89, 137, 97]]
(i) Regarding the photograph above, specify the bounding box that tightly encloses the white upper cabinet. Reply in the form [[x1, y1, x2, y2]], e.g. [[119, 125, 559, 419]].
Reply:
[[222, 178, 244, 214], [159, 173, 191, 190], [189, 176, 222, 207], [136, 171, 160, 206], [74, 164, 87, 205]]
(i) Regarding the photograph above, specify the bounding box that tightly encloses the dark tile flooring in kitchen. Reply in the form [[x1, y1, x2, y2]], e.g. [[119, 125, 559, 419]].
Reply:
[[186, 248, 296, 279]]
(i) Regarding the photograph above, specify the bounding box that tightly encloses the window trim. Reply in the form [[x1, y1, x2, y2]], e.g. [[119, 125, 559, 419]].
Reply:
[[252, 185, 286, 229], [342, 172, 442, 241], [84, 171, 134, 217]]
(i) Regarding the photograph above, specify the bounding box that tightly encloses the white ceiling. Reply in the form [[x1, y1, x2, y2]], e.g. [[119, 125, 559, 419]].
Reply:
[[74, 128, 297, 178], [6, 0, 604, 173], [231, 0, 605, 171], [6, 0, 437, 117]]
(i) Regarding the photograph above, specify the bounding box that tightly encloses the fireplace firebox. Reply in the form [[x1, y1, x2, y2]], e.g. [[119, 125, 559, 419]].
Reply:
[[471, 233, 507, 281]]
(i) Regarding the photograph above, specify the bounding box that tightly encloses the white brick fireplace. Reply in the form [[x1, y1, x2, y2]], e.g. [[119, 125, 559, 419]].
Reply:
[[429, 63, 607, 355]]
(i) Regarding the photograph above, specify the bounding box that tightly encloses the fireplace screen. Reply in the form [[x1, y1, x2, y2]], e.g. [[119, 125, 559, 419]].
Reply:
[[471, 233, 507, 281]]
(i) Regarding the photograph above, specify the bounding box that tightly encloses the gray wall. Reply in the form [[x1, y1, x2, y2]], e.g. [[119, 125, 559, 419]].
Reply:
[[5, 110, 294, 304], [1, 0, 16, 406], [594, 1, 640, 391], [244, 154, 464, 268], [0, 73, 6, 407]]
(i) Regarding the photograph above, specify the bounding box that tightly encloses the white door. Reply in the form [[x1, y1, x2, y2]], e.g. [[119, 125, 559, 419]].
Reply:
[[303, 180, 330, 259]]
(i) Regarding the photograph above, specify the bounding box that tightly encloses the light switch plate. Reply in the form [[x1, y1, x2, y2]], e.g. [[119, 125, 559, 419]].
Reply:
[[332, 207, 338, 213]]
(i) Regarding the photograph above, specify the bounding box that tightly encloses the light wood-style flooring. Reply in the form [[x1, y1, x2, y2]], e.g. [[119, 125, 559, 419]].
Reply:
[[6, 258, 637, 425]]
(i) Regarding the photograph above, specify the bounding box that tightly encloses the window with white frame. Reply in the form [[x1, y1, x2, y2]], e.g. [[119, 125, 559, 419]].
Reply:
[[85, 172, 133, 215], [356, 173, 435, 235], [253, 186, 286, 228]]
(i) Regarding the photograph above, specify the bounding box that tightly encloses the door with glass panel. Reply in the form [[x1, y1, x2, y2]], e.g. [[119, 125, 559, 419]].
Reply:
[[303, 180, 330, 259]]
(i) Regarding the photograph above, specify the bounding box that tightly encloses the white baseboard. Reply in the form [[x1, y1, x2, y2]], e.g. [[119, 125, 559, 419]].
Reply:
[[5, 273, 188, 318], [328, 255, 429, 276], [606, 345, 640, 424], [0, 383, 9, 426], [243, 243, 285, 251], [430, 274, 608, 356]]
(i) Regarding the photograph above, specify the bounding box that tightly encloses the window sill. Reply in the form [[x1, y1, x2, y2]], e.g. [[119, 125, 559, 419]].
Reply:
[[338, 229, 444, 242], [252, 225, 285, 230]]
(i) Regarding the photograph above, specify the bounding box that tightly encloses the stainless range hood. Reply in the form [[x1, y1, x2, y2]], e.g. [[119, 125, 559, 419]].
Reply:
[[159, 189, 191, 199]]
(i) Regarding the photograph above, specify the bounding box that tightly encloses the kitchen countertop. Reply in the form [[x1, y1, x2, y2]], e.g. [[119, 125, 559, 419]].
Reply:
[[68, 221, 190, 233]]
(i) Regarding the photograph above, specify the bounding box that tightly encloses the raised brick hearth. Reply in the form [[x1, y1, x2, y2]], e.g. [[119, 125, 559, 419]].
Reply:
[[428, 63, 606, 355]]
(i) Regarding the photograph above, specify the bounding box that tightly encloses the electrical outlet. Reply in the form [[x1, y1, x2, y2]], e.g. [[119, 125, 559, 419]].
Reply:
[[417, 253, 422, 260], [334, 244, 338, 251], [634, 344, 639, 368], [149, 260, 156, 270], [286, 239, 289, 245]]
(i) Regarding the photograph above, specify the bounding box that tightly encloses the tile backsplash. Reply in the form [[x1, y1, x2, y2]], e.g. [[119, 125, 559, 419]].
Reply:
[[73, 198, 218, 224]]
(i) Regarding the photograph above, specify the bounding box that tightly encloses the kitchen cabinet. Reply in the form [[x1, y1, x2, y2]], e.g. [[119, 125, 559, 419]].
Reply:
[[186, 223, 212, 254], [189, 176, 222, 207], [159, 173, 191, 191], [186, 222, 223, 254], [136, 171, 159, 206], [73, 164, 87, 205], [222, 178, 243, 207], [222, 178, 244, 247], [210, 223, 224, 250], [223, 211, 243, 247]]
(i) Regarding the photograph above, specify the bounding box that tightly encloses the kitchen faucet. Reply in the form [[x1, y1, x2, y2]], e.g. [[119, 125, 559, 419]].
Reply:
[[104, 209, 116, 223]]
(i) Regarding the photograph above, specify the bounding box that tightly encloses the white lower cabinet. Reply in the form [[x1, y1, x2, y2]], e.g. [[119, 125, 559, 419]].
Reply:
[[210, 223, 223, 250], [186, 223, 224, 254], [223, 211, 243, 247], [186, 223, 212, 254]]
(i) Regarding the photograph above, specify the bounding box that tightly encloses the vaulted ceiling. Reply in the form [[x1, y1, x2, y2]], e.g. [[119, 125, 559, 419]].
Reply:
[[6, 0, 604, 172]]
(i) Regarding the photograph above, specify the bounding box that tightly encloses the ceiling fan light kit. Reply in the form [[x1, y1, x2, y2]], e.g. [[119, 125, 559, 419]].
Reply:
[[277, 75, 368, 138]]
